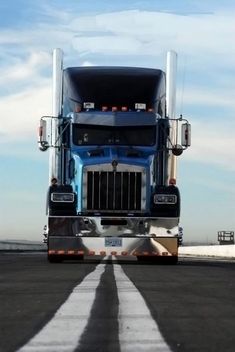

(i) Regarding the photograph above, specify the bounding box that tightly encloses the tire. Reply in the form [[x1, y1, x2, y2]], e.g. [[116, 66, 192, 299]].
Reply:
[[137, 256, 151, 262], [47, 255, 64, 263], [159, 256, 178, 265], [137, 256, 178, 265], [66, 255, 84, 261], [166, 256, 178, 265]]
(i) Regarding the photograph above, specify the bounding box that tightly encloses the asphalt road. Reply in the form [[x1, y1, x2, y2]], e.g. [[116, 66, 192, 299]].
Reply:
[[1, 253, 235, 352]]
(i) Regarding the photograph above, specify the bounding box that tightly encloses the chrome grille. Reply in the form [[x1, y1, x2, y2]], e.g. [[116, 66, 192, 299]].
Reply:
[[86, 171, 142, 211]]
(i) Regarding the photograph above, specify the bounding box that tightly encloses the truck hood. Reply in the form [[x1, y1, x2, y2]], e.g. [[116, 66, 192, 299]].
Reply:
[[71, 146, 154, 170]]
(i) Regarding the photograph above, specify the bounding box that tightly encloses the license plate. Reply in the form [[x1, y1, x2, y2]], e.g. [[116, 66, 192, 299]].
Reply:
[[105, 238, 122, 247]]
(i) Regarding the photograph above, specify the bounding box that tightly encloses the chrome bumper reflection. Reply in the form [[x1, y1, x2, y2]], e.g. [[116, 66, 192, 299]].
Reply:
[[48, 216, 179, 237], [48, 236, 178, 257]]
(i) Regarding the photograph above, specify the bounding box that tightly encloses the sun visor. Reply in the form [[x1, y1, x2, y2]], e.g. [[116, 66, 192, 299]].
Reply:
[[72, 111, 157, 126]]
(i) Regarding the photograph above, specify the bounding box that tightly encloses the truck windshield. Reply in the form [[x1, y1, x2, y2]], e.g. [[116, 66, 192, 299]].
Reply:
[[73, 124, 156, 146]]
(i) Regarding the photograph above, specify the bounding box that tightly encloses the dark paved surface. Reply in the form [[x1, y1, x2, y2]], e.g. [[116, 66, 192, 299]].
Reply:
[[121, 258, 235, 352], [0, 253, 99, 352], [1, 253, 235, 352]]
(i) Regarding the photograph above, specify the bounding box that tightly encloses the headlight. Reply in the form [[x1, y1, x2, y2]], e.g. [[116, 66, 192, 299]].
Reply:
[[154, 194, 177, 204], [51, 193, 75, 203]]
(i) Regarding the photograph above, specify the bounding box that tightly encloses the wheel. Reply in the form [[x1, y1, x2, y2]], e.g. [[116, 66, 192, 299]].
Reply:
[[66, 255, 84, 261], [47, 254, 64, 263], [166, 256, 178, 265], [158, 256, 178, 265], [137, 256, 151, 262], [137, 256, 178, 265]]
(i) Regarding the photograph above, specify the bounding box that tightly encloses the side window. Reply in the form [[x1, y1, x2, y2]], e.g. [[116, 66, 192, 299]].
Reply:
[[157, 102, 163, 117], [62, 97, 73, 116]]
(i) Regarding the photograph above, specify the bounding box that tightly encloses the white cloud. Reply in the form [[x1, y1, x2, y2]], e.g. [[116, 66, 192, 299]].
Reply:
[[0, 51, 51, 85], [183, 119, 235, 171], [0, 50, 52, 142], [71, 10, 235, 66], [176, 87, 235, 109], [0, 81, 52, 141], [1, 9, 234, 68], [73, 35, 142, 55], [0, 6, 234, 173]]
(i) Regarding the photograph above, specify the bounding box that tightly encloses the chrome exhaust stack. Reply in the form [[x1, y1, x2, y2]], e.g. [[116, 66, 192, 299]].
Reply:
[[166, 50, 178, 184], [49, 48, 63, 184]]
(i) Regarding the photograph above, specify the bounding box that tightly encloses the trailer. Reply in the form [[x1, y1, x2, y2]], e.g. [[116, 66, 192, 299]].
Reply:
[[39, 49, 191, 263]]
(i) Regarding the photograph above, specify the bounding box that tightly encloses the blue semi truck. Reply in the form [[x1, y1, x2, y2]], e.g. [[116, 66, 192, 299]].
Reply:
[[39, 49, 191, 263]]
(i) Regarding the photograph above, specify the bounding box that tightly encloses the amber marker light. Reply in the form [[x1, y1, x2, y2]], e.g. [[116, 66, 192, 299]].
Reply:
[[58, 250, 65, 255], [88, 251, 95, 256], [162, 252, 169, 256], [169, 178, 176, 185], [121, 251, 128, 256]]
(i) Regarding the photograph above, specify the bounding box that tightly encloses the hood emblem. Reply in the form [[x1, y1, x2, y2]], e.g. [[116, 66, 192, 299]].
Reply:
[[112, 160, 118, 172]]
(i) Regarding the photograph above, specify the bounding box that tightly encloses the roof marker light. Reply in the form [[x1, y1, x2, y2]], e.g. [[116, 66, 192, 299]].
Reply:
[[102, 106, 108, 112], [83, 102, 95, 110], [135, 103, 146, 111], [148, 108, 154, 112], [112, 106, 118, 112], [121, 106, 128, 112]]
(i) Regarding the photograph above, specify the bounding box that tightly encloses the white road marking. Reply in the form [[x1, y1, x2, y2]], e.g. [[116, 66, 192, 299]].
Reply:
[[18, 258, 172, 352], [113, 263, 172, 352], [17, 263, 106, 352]]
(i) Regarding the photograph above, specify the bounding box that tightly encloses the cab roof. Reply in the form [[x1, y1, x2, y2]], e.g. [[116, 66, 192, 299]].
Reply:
[[63, 66, 165, 109]]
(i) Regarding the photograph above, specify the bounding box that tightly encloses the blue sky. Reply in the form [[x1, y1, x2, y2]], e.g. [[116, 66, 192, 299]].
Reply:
[[0, 0, 235, 243]]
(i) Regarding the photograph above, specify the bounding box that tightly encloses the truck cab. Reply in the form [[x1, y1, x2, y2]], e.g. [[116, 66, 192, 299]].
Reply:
[[39, 50, 191, 263]]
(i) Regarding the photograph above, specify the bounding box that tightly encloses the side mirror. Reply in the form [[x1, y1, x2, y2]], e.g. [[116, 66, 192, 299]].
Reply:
[[181, 123, 191, 147], [172, 144, 183, 156], [38, 119, 49, 151]]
